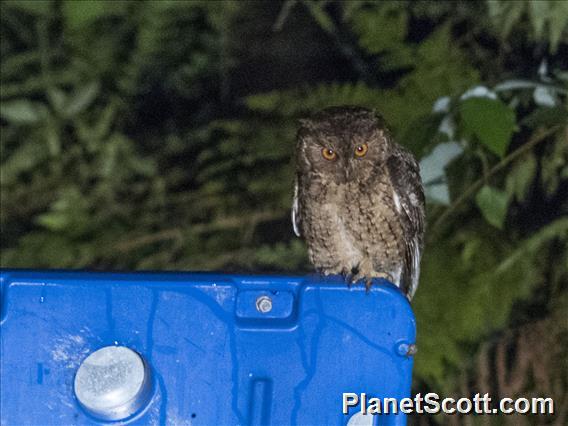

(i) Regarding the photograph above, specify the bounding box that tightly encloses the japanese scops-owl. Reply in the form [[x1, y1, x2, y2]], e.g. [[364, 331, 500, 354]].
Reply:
[[292, 106, 425, 300]]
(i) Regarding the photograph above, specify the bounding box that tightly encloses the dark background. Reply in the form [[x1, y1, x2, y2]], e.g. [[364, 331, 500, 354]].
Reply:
[[1, 1, 567, 423]]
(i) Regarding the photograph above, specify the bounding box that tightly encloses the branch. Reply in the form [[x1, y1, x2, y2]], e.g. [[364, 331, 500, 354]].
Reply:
[[429, 125, 564, 237], [113, 210, 285, 252], [114, 229, 184, 252], [273, 0, 298, 32]]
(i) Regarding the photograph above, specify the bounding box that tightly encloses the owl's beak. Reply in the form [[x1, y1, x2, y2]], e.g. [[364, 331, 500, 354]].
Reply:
[[344, 167, 351, 182]]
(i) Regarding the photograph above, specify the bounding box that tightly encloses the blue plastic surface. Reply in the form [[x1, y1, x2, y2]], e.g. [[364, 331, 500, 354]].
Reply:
[[0, 269, 416, 425]]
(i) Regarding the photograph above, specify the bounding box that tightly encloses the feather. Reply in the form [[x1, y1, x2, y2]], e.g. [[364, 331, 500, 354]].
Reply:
[[292, 178, 301, 237], [386, 145, 426, 299]]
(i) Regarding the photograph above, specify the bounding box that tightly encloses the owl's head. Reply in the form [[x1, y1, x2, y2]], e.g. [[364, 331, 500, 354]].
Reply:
[[296, 106, 391, 184]]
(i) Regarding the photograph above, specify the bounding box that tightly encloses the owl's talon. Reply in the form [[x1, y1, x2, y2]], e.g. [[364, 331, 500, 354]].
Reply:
[[341, 267, 353, 286], [365, 278, 373, 293]]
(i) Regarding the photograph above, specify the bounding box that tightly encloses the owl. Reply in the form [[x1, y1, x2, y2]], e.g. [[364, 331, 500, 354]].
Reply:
[[292, 106, 425, 300]]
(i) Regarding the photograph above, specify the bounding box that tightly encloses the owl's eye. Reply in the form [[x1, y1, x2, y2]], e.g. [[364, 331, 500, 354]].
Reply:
[[354, 143, 368, 157], [321, 147, 337, 161]]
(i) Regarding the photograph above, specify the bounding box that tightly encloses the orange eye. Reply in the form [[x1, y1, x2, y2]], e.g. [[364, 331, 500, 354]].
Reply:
[[322, 147, 337, 161], [354, 143, 368, 157]]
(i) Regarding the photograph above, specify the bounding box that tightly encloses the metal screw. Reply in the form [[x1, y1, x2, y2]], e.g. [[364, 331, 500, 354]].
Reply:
[[406, 343, 417, 356], [256, 295, 273, 313], [397, 342, 417, 357]]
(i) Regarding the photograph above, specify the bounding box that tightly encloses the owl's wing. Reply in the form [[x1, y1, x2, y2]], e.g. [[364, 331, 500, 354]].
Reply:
[[386, 146, 426, 300], [292, 177, 301, 237]]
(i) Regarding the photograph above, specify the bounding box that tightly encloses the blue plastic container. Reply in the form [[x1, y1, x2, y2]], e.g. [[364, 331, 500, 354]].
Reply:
[[0, 269, 416, 425]]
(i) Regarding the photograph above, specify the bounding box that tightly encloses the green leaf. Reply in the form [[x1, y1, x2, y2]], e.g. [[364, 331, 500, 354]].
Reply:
[[0, 141, 50, 185], [35, 187, 91, 236], [63, 82, 100, 118], [459, 97, 516, 157], [383, 24, 480, 132], [487, 0, 526, 39], [540, 132, 567, 196], [245, 82, 386, 117], [548, 10, 568, 53], [350, 3, 409, 56], [0, 100, 48, 124], [488, 0, 568, 54], [475, 185, 510, 229], [4, 0, 52, 16], [505, 154, 537, 202], [413, 225, 539, 392], [528, 0, 568, 53], [520, 106, 568, 129], [47, 83, 100, 118], [62, 0, 126, 30], [47, 88, 68, 114], [35, 211, 70, 231], [303, 1, 334, 34], [497, 217, 568, 273]]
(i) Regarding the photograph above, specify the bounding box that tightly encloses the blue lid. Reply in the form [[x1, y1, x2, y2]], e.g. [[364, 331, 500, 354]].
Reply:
[[0, 269, 415, 425]]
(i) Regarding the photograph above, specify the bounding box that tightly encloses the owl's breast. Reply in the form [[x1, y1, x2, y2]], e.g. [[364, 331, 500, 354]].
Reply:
[[342, 177, 406, 261], [299, 174, 406, 276], [300, 180, 362, 272]]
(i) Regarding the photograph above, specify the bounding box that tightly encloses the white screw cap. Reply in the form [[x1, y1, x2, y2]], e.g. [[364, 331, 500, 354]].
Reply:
[[74, 346, 151, 420]]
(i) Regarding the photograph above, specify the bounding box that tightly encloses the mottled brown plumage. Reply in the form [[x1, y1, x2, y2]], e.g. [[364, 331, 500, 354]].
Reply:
[[292, 106, 425, 299]]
